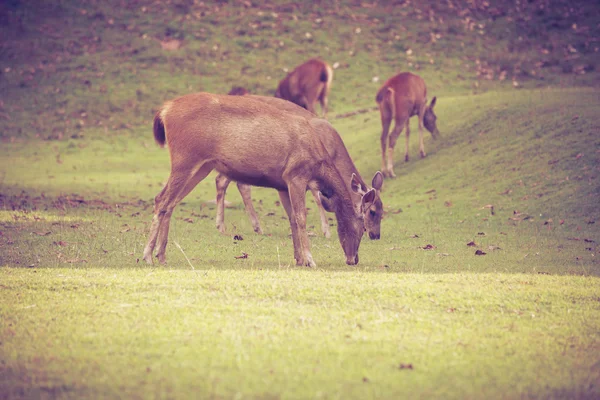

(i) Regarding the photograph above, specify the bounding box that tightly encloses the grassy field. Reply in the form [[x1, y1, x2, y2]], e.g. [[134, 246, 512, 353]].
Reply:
[[1, 0, 600, 399]]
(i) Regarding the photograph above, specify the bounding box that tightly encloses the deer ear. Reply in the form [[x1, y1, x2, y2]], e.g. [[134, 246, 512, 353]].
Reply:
[[318, 191, 335, 213], [371, 171, 384, 191], [361, 189, 376, 213], [350, 173, 366, 195], [430, 96, 437, 109]]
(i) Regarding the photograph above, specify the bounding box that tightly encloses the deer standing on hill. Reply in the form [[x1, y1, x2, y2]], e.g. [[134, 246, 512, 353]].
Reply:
[[275, 58, 333, 117], [215, 94, 384, 239], [376, 72, 439, 178], [143, 93, 377, 267]]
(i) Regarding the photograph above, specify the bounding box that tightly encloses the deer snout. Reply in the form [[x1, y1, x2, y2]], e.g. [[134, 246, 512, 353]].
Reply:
[[368, 231, 380, 240], [346, 254, 359, 265]]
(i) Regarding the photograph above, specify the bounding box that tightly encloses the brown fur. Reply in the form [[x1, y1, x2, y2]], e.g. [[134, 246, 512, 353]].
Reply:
[[143, 93, 376, 267], [375, 72, 439, 178], [215, 95, 384, 240], [275, 58, 333, 117]]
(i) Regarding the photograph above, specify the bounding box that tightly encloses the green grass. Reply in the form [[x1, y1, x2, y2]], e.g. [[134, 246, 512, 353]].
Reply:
[[1, 0, 600, 398]]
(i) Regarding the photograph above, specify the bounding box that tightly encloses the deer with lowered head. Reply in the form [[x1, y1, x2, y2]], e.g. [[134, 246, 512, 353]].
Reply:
[[376, 72, 440, 178], [143, 93, 378, 267], [275, 58, 333, 117], [215, 94, 384, 240]]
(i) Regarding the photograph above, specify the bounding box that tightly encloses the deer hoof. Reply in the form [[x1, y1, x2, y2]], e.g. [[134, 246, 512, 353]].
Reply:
[[254, 226, 263, 235], [404, 155, 409, 162], [420, 151, 427, 158], [217, 225, 226, 234], [143, 252, 154, 265], [157, 253, 167, 264]]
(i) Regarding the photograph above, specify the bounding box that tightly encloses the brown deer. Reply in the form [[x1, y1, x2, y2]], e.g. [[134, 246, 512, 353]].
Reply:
[[376, 72, 439, 178], [215, 95, 384, 239], [143, 93, 377, 267], [275, 58, 333, 117]]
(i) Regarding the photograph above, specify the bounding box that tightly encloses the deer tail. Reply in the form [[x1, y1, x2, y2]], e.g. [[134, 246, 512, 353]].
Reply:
[[153, 110, 166, 147], [376, 86, 395, 120], [319, 63, 334, 101]]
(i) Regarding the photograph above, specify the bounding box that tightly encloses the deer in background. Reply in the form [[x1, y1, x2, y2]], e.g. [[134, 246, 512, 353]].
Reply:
[[376, 72, 440, 178], [215, 94, 384, 240], [275, 58, 333, 117], [143, 93, 377, 267]]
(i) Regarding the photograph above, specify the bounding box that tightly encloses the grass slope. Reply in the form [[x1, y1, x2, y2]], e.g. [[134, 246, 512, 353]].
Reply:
[[1, 0, 600, 399]]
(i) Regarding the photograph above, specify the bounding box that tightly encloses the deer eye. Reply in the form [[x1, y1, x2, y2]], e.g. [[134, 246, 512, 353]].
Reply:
[[369, 210, 377, 217]]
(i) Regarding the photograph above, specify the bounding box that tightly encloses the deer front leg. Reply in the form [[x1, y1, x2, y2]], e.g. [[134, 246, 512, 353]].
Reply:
[[278, 190, 301, 263], [418, 112, 426, 158], [237, 182, 263, 234], [287, 181, 316, 267], [403, 119, 411, 162], [311, 188, 331, 238], [215, 173, 231, 234]]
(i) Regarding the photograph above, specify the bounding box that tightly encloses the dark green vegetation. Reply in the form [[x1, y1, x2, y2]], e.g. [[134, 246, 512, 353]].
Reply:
[[1, 0, 599, 399]]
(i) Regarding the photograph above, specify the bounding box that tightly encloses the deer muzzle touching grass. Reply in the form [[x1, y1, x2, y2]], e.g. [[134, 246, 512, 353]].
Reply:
[[376, 72, 439, 178], [143, 93, 375, 267], [275, 58, 333, 118], [214, 94, 384, 241]]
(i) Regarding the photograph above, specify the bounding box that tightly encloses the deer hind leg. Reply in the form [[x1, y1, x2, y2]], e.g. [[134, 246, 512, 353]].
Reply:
[[237, 182, 263, 234], [215, 173, 231, 234], [387, 120, 406, 178], [380, 110, 392, 178], [278, 190, 301, 263], [287, 179, 315, 267], [318, 84, 330, 118], [144, 162, 214, 264], [311, 188, 331, 238]]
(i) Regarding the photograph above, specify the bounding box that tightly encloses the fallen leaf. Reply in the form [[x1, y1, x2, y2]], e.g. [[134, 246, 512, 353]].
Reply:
[[488, 245, 502, 251], [425, 189, 436, 194], [584, 239, 595, 243], [467, 241, 477, 247], [477, 232, 486, 236], [391, 208, 403, 214], [234, 252, 248, 259], [183, 218, 194, 223], [475, 250, 487, 255], [233, 234, 244, 241], [160, 39, 183, 51], [422, 244, 436, 250], [410, 234, 420, 238], [53, 241, 68, 246], [399, 363, 413, 370], [33, 231, 51, 236], [444, 201, 452, 207]]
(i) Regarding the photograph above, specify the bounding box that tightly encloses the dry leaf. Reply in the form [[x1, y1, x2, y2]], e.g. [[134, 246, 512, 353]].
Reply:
[[422, 244, 436, 250], [33, 231, 51, 236], [233, 235, 244, 241], [475, 250, 487, 255], [234, 252, 248, 259], [160, 39, 182, 51], [467, 241, 477, 247]]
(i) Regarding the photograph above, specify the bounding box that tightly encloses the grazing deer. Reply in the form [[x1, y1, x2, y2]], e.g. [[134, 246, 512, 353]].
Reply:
[[214, 95, 384, 239], [143, 93, 377, 267], [275, 58, 333, 117], [376, 72, 439, 178]]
